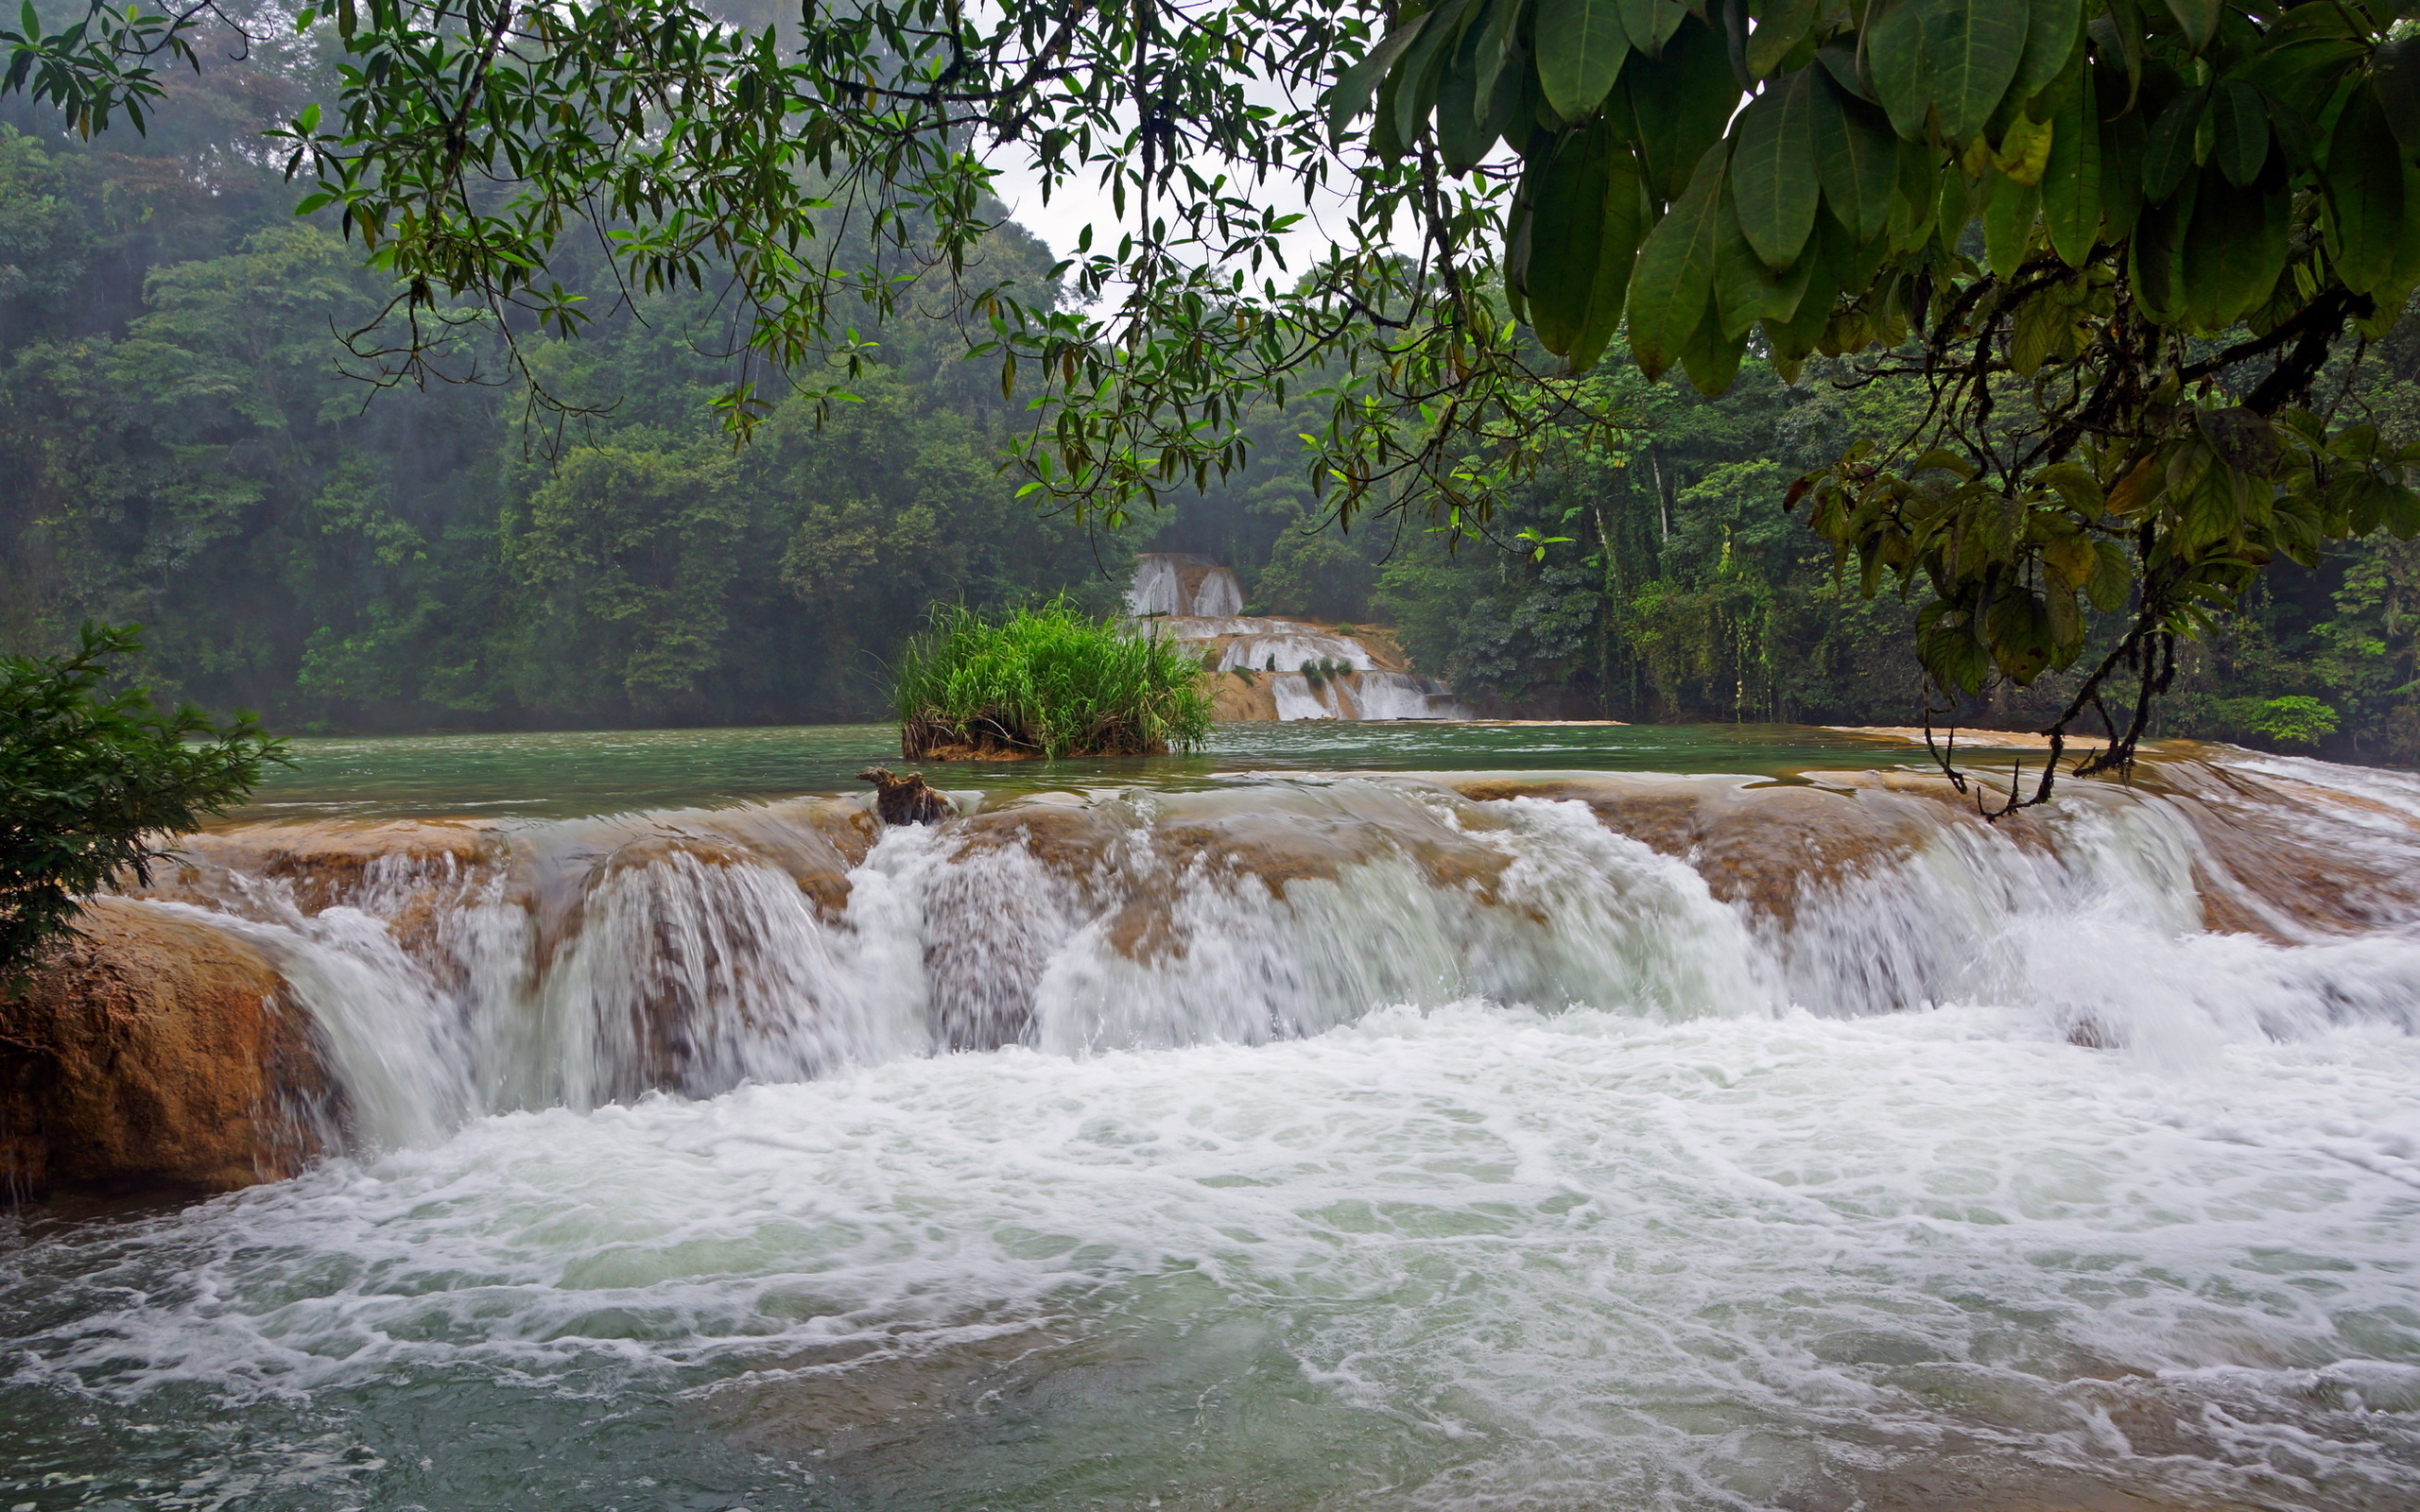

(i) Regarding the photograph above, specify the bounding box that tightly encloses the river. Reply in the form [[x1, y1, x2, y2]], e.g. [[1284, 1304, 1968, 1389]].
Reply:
[[4, 724, 2418, 1511]]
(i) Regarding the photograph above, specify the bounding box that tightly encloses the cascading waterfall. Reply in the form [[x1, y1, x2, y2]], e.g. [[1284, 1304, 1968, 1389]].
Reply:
[[117, 757, 2420, 1150], [10, 751, 2420, 1512]]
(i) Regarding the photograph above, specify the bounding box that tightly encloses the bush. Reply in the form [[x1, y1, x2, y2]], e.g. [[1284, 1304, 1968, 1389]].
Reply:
[[2239, 696, 2340, 747], [893, 598, 1213, 760], [1, 626, 285, 980]]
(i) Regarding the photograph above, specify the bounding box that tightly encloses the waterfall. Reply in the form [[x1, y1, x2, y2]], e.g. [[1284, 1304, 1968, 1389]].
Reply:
[[18, 750, 2420, 1512], [123, 756, 2420, 1154]]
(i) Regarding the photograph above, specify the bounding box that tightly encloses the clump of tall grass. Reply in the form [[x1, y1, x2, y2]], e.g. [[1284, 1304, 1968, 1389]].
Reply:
[[892, 598, 1214, 760]]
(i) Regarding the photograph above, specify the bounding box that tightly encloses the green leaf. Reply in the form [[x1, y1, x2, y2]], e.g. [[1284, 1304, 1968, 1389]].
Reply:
[[1926, 0, 2031, 144], [2209, 78, 2267, 187], [1730, 68, 1820, 268], [1986, 589, 2053, 684], [1746, 0, 1816, 80], [2325, 84, 2408, 295], [2097, 67, 2145, 241], [1392, 0, 1476, 147], [2142, 83, 2206, 202], [2375, 33, 2420, 163], [1473, 0, 1528, 116], [2183, 163, 2287, 329], [1616, 0, 1687, 58], [1981, 172, 2039, 279], [2040, 74, 2100, 266], [1677, 300, 1750, 394], [2010, 0, 2079, 105], [1537, 0, 1629, 121], [1626, 140, 1728, 381], [1714, 174, 1814, 335], [1624, 15, 1737, 201], [2129, 170, 2195, 321], [1866, 0, 1932, 140], [2086, 541, 2133, 612], [1811, 70, 1897, 243], [1327, 13, 1431, 143], [1523, 117, 1643, 369], [2161, 0, 2218, 54]]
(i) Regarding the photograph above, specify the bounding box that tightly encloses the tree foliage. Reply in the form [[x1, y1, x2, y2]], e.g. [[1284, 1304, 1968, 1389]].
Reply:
[[7, 0, 2420, 797], [0, 623, 283, 979]]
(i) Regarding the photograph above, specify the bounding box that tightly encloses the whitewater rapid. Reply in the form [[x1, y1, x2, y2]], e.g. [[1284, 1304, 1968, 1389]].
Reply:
[[7, 753, 2420, 1510]]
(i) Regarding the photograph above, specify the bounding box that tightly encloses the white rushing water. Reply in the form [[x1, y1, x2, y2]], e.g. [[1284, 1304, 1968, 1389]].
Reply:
[[6, 760, 2420, 1510]]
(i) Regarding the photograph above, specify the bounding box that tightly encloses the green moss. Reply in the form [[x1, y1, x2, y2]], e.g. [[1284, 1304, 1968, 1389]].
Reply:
[[893, 598, 1213, 760]]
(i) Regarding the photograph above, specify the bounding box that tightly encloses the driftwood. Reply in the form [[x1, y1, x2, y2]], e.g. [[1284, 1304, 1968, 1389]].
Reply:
[[858, 767, 955, 826]]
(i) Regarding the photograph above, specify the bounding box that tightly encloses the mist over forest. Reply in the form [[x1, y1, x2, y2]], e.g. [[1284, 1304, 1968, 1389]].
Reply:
[[3, 6, 2415, 762]]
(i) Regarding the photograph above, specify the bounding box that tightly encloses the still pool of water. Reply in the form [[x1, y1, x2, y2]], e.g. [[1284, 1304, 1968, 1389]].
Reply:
[[233, 720, 1960, 819]]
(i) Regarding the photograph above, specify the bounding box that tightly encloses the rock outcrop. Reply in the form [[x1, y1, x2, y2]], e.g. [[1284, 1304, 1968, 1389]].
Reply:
[[1, 898, 332, 1201], [859, 767, 957, 825]]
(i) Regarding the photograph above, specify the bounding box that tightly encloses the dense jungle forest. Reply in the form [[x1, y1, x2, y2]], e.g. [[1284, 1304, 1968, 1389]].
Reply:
[[1, 12, 2414, 761]]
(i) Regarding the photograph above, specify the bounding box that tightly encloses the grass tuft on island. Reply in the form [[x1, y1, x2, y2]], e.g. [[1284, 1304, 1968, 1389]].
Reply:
[[893, 599, 1213, 761]]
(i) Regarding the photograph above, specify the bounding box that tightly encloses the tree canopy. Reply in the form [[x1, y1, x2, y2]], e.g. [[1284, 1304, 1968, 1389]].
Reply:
[[7, 0, 2420, 796]]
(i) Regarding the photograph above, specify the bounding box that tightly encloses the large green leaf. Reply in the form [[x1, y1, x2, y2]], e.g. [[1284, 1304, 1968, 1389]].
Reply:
[[1812, 70, 1897, 242], [1981, 172, 2039, 279], [2040, 77, 2100, 266], [2183, 164, 2287, 328], [2129, 171, 2196, 321], [1522, 117, 1645, 369], [1573, 138, 1649, 369], [2162, 0, 2219, 53], [1522, 126, 1610, 353], [1730, 68, 1821, 268], [1714, 176, 1816, 335], [1677, 301, 1750, 395], [2142, 83, 2206, 202], [2009, 0, 2079, 104], [1626, 140, 1728, 381], [2209, 78, 2268, 186], [1326, 13, 1432, 143], [1925, 0, 2031, 143], [1472, 0, 1527, 117], [1616, 0, 1688, 59], [2375, 32, 2420, 162], [2097, 65, 2145, 241], [1536, 0, 1629, 121], [1624, 15, 1737, 202], [2325, 84, 2409, 295], [1435, 35, 1493, 173], [1866, 0, 1933, 140], [1392, 0, 1476, 148]]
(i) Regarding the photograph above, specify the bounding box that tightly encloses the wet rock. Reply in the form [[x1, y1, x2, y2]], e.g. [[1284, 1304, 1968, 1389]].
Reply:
[[0, 898, 333, 1201], [859, 767, 957, 826]]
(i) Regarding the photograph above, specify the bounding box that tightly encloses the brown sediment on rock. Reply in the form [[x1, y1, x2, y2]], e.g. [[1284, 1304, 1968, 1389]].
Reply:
[[146, 818, 500, 913], [1, 898, 334, 1202], [2141, 758, 2420, 939], [948, 786, 1525, 967], [1208, 668, 1279, 721], [1443, 772, 1961, 923]]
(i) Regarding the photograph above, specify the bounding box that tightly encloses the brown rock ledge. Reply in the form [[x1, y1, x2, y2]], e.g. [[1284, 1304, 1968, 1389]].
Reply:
[[1, 897, 333, 1202]]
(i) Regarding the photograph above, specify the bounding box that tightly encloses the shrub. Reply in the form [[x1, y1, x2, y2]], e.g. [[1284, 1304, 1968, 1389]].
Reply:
[[2, 625, 285, 980], [2240, 696, 2339, 748], [893, 598, 1213, 760]]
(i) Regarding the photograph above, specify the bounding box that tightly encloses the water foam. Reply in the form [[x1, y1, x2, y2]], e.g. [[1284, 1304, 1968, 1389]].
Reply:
[[8, 760, 2420, 1508]]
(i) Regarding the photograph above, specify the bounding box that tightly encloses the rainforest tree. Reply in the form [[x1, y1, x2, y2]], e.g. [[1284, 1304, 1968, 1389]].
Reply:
[[7, 1, 2419, 799]]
